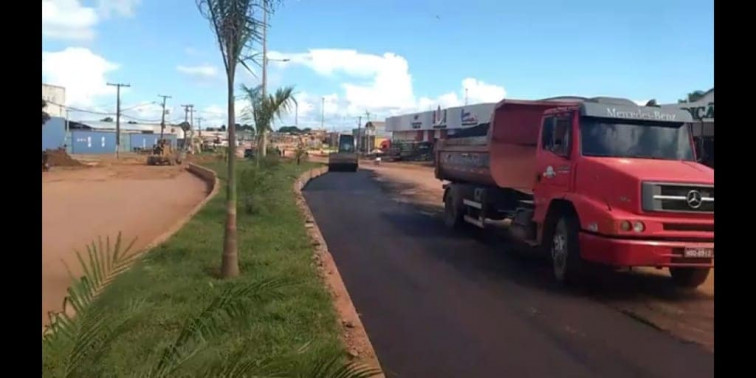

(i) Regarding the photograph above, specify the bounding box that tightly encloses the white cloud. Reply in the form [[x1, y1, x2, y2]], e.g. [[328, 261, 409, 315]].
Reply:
[[268, 49, 507, 130], [177, 64, 219, 79], [196, 49, 507, 131], [198, 99, 249, 128], [95, 0, 141, 18], [42, 47, 120, 107], [269, 49, 414, 115], [42, 0, 98, 40], [42, 0, 141, 41], [416, 78, 506, 111]]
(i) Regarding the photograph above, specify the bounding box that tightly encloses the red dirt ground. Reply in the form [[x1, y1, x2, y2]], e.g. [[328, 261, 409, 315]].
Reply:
[[42, 162, 207, 328]]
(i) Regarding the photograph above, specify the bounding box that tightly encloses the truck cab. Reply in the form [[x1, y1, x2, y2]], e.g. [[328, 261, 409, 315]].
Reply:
[[328, 134, 358, 172], [532, 98, 713, 286]]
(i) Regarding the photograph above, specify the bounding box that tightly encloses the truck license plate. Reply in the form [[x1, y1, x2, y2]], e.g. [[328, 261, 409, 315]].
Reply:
[[684, 247, 713, 258]]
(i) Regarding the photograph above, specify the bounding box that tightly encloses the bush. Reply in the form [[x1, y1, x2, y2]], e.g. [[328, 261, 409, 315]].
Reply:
[[258, 154, 281, 169], [239, 165, 273, 215]]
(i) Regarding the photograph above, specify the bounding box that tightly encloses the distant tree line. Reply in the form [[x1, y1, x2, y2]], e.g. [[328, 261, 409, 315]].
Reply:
[[678, 90, 707, 104], [277, 126, 312, 134]]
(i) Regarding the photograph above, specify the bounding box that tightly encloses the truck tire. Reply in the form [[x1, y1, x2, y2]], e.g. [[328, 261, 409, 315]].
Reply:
[[669, 267, 710, 289], [550, 215, 584, 286], [444, 186, 464, 229], [350, 163, 358, 172]]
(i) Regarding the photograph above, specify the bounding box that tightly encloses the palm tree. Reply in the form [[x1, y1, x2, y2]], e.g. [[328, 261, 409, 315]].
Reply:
[[42, 99, 51, 126], [196, 0, 266, 278], [239, 84, 297, 158]]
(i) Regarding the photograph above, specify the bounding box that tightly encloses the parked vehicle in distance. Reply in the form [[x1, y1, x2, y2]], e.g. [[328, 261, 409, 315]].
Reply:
[[435, 97, 714, 288], [328, 134, 358, 172]]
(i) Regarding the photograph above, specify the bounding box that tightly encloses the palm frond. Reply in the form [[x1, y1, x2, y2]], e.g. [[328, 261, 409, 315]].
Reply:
[[304, 352, 382, 378], [261, 351, 381, 378], [197, 0, 265, 73], [43, 233, 139, 338], [41, 233, 142, 377], [151, 278, 294, 377]]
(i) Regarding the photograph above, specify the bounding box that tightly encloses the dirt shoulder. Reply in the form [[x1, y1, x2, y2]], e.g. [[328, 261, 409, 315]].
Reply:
[[42, 162, 207, 327], [360, 161, 714, 351]]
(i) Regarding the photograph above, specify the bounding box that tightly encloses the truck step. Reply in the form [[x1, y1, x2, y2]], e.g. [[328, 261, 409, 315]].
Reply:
[[463, 199, 483, 209], [484, 218, 512, 228], [463, 215, 485, 228]]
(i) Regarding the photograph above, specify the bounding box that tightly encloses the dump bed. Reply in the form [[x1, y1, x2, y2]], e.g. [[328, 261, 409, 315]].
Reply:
[[435, 99, 574, 193]]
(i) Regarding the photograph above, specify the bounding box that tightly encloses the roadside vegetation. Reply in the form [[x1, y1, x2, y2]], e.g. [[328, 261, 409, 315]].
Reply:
[[42, 156, 378, 377]]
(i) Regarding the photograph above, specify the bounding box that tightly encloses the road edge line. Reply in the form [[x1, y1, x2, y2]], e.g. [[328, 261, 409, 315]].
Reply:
[[294, 166, 386, 377]]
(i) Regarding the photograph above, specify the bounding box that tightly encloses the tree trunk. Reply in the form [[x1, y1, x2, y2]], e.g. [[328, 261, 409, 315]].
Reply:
[[260, 129, 268, 157], [221, 72, 239, 278]]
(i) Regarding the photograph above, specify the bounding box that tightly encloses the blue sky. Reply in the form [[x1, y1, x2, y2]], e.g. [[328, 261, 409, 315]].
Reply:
[[42, 0, 713, 130]]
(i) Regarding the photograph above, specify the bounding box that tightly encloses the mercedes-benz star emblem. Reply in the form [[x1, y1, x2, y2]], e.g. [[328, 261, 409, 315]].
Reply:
[[686, 190, 703, 209]]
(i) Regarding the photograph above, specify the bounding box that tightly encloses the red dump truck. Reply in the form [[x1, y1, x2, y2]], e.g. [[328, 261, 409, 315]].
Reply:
[[435, 97, 714, 288]]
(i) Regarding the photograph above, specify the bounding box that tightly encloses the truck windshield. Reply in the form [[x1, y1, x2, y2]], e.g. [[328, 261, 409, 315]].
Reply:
[[580, 117, 695, 161], [338, 136, 355, 153]]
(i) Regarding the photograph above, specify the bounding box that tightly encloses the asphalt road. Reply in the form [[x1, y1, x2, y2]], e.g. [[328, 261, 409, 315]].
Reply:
[[303, 170, 713, 378]]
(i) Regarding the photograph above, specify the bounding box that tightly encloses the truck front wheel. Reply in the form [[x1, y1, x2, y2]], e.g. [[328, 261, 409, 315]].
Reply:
[[669, 267, 710, 289], [444, 187, 464, 229], [550, 216, 584, 285]]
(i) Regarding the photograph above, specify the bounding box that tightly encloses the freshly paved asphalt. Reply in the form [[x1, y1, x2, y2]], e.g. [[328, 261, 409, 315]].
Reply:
[[303, 170, 713, 378]]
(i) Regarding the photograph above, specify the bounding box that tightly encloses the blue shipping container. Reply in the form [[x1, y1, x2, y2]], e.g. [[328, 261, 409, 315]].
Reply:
[[130, 134, 161, 151], [42, 117, 67, 151], [129, 134, 177, 150], [71, 130, 117, 154]]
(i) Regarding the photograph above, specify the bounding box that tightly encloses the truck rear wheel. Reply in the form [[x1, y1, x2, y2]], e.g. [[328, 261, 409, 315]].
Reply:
[[550, 216, 584, 285], [443, 187, 464, 229], [669, 267, 710, 289]]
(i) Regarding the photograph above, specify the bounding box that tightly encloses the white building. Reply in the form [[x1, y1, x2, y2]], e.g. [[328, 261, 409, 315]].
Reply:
[[42, 83, 66, 118], [385, 102, 496, 142], [661, 88, 714, 138]]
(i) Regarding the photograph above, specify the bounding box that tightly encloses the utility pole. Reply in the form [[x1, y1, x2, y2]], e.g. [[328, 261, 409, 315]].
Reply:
[[357, 116, 362, 154], [196, 116, 204, 138], [321, 97, 325, 129], [158, 94, 171, 140], [181, 104, 194, 151], [107, 82, 130, 158]]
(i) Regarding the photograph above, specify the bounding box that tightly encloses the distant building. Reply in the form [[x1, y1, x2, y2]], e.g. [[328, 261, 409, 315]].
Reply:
[[353, 121, 390, 152], [661, 88, 714, 167], [42, 83, 66, 118], [385, 102, 496, 142]]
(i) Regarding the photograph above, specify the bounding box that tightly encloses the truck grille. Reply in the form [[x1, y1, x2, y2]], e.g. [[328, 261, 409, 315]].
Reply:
[[641, 183, 714, 213]]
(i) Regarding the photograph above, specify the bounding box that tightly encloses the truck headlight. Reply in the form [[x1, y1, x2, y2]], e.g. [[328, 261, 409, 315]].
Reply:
[[620, 220, 631, 232], [633, 221, 645, 232]]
